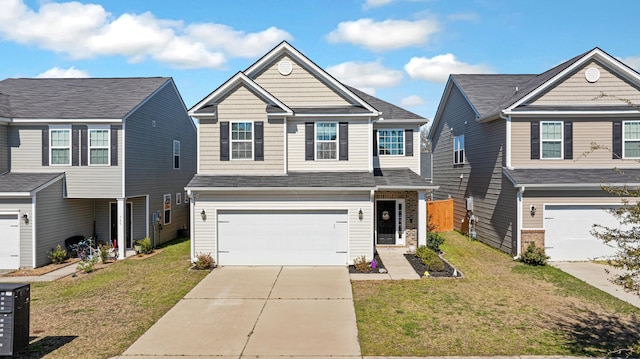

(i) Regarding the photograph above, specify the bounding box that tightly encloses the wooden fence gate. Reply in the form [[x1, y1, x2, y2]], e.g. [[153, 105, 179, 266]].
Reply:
[[427, 198, 453, 232]]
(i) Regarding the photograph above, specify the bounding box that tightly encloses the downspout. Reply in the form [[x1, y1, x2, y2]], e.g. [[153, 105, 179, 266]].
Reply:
[[188, 189, 195, 262], [499, 111, 513, 170], [515, 186, 525, 259]]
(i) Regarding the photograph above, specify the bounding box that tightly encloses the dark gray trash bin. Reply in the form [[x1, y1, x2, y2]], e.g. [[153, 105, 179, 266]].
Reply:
[[0, 283, 30, 357]]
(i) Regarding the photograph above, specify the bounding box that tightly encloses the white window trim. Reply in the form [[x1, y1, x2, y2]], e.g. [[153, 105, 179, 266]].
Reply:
[[377, 129, 405, 156], [540, 121, 563, 160], [453, 134, 464, 165], [49, 125, 71, 166], [88, 125, 110, 166], [315, 121, 338, 160], [230, 121, 254, 160], [173, 140, 181, 169], [623, 120, 640, 159]]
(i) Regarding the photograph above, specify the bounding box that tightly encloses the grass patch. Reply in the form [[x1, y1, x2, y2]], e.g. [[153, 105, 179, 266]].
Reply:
[[21, 237, 208, 359], [352, 231, 640, 356]]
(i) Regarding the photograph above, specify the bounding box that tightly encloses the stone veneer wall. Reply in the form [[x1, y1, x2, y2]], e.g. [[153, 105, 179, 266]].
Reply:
[[374, 190, 419, 247], [521, 229, 545, 253]]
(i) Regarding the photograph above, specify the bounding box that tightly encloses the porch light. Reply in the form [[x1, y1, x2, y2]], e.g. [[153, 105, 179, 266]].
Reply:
[[22, 212, 29, 224], [201, 209, 207, 220], [358, 208, 363, 220], [530, 204, 536, 216]]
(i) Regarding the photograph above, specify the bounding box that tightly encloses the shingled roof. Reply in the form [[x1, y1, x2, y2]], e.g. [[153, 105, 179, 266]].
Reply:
[[0, 172, 63, 194], [0, 77, 171, 119], [347, 85, 425, 122]]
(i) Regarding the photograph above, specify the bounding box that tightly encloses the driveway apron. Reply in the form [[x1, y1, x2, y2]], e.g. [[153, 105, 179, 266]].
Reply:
[[121, 266, 361, 358]]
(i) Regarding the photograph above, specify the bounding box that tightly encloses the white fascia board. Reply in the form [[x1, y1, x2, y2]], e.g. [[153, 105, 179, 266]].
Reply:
[[0, 192, 32, 197], [185, 186, 373, 192], [511, 183, 637, 190], [376, 185, 439, 191], [292, 112, 378, 118], [373, 118, 427, 125], [11, 118, 122, 124], [504, 109, 640, 117]]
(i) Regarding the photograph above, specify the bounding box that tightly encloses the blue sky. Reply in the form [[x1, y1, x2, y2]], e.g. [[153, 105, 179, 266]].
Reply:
[[1, 0, 639, 124]]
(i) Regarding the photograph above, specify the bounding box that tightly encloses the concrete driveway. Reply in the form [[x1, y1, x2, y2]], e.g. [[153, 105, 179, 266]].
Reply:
[[119, 266, 361, 358]]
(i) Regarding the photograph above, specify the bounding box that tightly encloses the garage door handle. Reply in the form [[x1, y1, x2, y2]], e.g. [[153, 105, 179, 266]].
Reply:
[[9, 255, 18, 257], [336, 251, 347, 253], [219, 251, 229, 253]]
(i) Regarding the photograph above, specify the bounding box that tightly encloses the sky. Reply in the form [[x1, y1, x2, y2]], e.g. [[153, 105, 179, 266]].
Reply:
[[1, 0, 639, 126]]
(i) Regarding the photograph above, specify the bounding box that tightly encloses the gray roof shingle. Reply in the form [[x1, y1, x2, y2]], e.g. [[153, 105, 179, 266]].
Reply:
[[0, 172, 63, 193], [347, 86, 426, 121], [0, 77, 171, 119], [504, 168, 640, 187]]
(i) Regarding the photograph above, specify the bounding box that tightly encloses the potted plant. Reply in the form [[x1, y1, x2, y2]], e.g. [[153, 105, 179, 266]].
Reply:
[[134, 240, 142, 254]]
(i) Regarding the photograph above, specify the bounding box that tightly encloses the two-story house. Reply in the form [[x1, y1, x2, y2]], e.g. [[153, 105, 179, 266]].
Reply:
[[186, 41, 435, 265], [429, 47, 640, 261], [0, 77, 196, 269]]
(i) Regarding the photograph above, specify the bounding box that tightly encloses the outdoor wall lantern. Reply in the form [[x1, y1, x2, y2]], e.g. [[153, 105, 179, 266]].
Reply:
[[201, 209, 206, 220], [530, 204, 536, 216], [358, 208, 364, 220], [22, 212, 29, 224]]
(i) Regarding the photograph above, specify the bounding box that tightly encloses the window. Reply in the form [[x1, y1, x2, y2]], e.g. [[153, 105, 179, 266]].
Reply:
[[176, 192, 182, 205], [453, 135, 464, 164], [378, 129, 404, 155], [89, 127, 110, 165], [541, 121, 563, 159], [624, 121, 640, 158], [163, 194, 171, 225], [173, 140, 181, 169], [316, 122, 337, 159], [50, 128, 71, 165], [231, 122, 252, 159]]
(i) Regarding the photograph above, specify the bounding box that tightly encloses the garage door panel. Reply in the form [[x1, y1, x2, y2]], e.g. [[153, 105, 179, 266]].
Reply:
[[0, 214, 20, 270]]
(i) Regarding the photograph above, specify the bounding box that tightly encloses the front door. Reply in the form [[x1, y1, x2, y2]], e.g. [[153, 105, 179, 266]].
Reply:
[[377, 200, 396, 244], [110, 202, 132, 248]]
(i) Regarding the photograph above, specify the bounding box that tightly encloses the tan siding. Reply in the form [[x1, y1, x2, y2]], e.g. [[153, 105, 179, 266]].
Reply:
[[0, 199, 32, 268], [287, 119, 369, 172], [192, 191, 372, 264], [533, 61, 640, 105], [253, 55, 351, 107], [375, 124, 421, 173], [199, 85, 285, 175]]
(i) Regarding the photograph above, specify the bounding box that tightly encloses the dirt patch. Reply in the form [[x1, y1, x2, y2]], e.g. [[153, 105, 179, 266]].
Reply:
[[348, 252, 386, 274], [5, 259, 80, 277]]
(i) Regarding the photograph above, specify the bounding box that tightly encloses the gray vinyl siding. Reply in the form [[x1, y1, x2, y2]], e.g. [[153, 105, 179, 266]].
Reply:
[[532, 61, 640, 105], [374, 124, 421, 173], [124, 82, 196, 244], [34, 179, 94, 267], [0, 124, 8, 173], [253, 55, 352, 107], [192, 191, 373, 265], [287, 118, 369, 172], [0, 198, 31, 268], [8, 124, 123, 198], [431, 84, 516, 254], [199, 85, 285, 175]]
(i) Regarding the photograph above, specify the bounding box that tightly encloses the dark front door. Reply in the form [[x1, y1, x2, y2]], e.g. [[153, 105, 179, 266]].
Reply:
[[377, 200, 396, 245], [110, 203, 132, 248]]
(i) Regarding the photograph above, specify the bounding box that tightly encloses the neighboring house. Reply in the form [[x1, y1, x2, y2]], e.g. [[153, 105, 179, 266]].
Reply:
[[0, 77, 196, 269], [429, 47, 640, 261], [186, 41, 435, 266]]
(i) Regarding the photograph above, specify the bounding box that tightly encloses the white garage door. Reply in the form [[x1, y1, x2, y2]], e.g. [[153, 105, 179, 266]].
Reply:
[[217, 210, 348, 265], [544, 205, 621, 261], [0, 214, 20, 269]]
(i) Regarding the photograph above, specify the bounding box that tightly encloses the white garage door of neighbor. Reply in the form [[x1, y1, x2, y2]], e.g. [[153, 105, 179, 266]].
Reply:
[[544, 205, 621, 261], [0, 214, 20, 269], [217, 211, 348, 265]]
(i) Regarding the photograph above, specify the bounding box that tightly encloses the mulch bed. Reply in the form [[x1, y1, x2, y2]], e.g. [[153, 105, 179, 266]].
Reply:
[[349, 252, 387, 274], [5, 258, 80, 277], [404, 253, 462, 278]]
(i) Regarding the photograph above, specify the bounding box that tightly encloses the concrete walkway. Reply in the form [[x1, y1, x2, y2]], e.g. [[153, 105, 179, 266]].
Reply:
[[350, 247, 420, 280], [0, 263, 77, 283]]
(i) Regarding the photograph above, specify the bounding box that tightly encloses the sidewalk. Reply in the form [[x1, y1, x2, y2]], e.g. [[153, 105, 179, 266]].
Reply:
[[0, 263, 77, 283]]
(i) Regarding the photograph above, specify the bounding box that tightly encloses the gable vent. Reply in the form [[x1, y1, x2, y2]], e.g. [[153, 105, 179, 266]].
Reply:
[[585, 67, 600, 83], [278, 60, 293, 76]]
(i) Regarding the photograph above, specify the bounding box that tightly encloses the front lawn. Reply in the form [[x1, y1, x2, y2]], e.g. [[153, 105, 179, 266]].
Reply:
[[21, 238, 209, 359], [352, 231, 640, 356]]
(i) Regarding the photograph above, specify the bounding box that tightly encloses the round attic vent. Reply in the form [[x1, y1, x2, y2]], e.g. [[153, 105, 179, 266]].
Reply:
[[585, 67, 600, 83], [278, 60, 293, 76]]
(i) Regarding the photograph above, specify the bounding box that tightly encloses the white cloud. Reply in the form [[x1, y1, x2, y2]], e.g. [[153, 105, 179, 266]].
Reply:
[[0, 0, 292, 69], [400, 95, 425, 107], [327, 18, 438, 51], [363, 0, 395, 9], [326, 60, 403, 90], [620, 56, 640, 71], [36, 66, 90, 78], [404, 53, 494, 83]]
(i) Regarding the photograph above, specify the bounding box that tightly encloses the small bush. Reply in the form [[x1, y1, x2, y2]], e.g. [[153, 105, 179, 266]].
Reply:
[[415, 245, 445, 271], [194, 253, 215, 270], [77, 257, 98, 273], [98, 244, 111, 263], [353, 255, 372, 273], [48, 244, 67, 264], [139, 237, 153, 255], [519, 242, 549, 266], [426, 232, 445, 252], [415, 245, 431, 261]]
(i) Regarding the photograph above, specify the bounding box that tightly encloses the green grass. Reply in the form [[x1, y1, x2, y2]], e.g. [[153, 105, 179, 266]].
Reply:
[[352, 231, 640, 356], [24, 238, 209, 359]]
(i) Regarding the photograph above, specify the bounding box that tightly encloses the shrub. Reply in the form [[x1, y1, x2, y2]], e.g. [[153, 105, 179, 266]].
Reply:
[[415, 245, 445, 272], [415, 245, 431, 261], [194, 253, 215, 270], [77, 257, 98, 273], [353, 255, 372, 273], [48, 244, 67, 264], [426, 232, 445, 252], [98, 244, 111, 263], [139, 237, 153, 255], [519, 242, 549, 266]]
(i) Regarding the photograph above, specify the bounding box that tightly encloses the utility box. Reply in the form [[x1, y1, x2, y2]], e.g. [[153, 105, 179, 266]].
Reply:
[[0, 283, 30, 357], [466, 196, 474, 211]]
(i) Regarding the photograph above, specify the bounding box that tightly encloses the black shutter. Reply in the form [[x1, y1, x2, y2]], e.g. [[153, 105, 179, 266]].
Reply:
[[220, 121, 229, 161], [564, 121, 573, 160], [530, 121, 540, 160], [339, 122, 348, 161], [373, 130, 378, 157], [110, 126, 118, 166], [42, 128, 49, 166], [81, 127, 88, 166], [613, 120, 622, 159], [305, 122, 314, 161], [254, 121, 264, 161], [405, 129, 413, 156], [71, 126, 80, 166]]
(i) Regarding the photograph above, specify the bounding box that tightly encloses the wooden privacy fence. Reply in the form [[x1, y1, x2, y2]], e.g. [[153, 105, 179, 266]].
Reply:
[[427, 198, 453, 232]]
